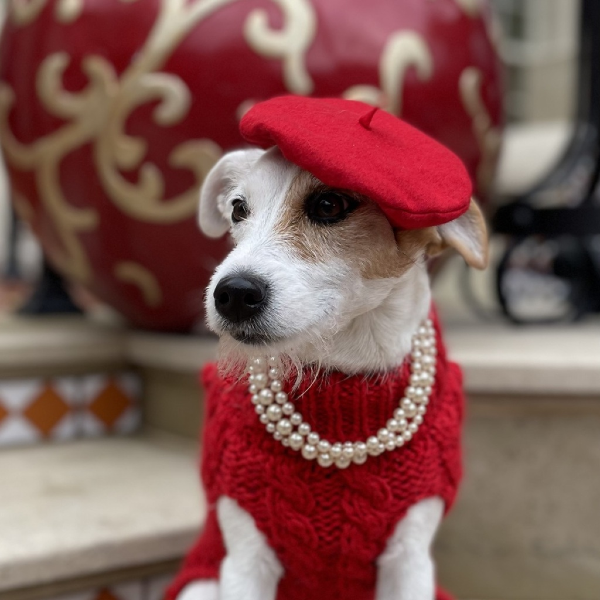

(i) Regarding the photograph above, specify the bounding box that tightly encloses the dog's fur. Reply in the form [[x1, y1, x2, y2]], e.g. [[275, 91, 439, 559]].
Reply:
[[180, 147, 487, 600]]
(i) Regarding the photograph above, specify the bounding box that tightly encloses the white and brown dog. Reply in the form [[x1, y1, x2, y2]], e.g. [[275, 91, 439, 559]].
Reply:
[[172, 97, 488, 600]]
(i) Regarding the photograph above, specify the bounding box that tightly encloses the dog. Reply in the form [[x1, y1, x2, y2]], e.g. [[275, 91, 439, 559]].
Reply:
[[169, 97, 488, 600]]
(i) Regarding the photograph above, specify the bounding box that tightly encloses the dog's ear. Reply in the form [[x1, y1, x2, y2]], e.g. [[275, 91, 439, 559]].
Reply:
[[424, 198, 488, 269], [199, 148, 264, 238]]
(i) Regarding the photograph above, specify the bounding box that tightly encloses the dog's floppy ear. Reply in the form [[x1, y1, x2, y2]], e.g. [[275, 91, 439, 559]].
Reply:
[[199, 148, 264, 238], [425, 198, 488, 269]]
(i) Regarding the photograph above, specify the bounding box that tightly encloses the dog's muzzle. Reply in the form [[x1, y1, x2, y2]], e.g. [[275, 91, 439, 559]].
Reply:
[[213, 274, 268, 324]]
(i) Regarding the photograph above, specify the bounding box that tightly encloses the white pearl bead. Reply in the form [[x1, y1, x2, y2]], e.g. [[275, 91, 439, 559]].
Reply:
[[268, 356, 277, 366], [251, 394, 260, 405], [268, 368, 280, 380], [307, 432, 320, 446], [298, 423, 311, 436], [406, 386, 417, 399], [249, 384, 258, 394], [377, 428, 390, 443], [394, 408, 406, 420], [353, 453, 367, 465], [301, 444, 317, 460], [266, 423, 275, 433], [253, 357, 266, 369], [366, 436, 379, 452], [289, 433, 303, 450], [259, 389, 274, 405], [282, 402, 294, 415], [410, 373, 422, 386], [403, 430, 412, 442], [290, 412, 303, 426], [255, 405, 264, 415], [417, 405, 426, 415], [273, 431, 283, 440], [277, 419, 292, 435], [275, 392, 288, 405], [248, 365, 256, 374], [254, 373, 268, 388], [424, 386, 432, 395], [317, 453, 333, 467], [408, 422, 418, 434], [335, 456, 351, 469], [281, 437, 290, 447], [395, 435, 405, 447], [267, 405, 282, 421], [342, 445, 354, 459], [377, 442, 385, 454], [396, 418, 408, 431], [414, 415, 423, 425], [354, 442, 367, 457], [271, 380, 283, 393], [330, 443, 343, 459], [405, 403, 417, 418], [385, 439, 396, 452], [259, 414, 269, 424], [317, 440, 331, 454]]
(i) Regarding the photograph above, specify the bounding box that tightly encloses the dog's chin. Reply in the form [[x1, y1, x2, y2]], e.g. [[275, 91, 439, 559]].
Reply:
[[229, 330, 278, 346]]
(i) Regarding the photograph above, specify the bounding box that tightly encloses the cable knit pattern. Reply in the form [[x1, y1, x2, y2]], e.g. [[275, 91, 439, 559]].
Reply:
[[168, 313, 463, 600]]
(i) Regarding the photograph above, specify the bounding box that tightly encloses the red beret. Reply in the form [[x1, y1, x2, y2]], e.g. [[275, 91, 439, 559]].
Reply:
[[239, 96, 472, 229]]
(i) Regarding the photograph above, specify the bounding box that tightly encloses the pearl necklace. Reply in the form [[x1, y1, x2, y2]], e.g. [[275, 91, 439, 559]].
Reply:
[[247, 319, 437, 469]]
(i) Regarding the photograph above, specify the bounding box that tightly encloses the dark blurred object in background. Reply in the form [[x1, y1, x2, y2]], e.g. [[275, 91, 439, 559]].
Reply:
[[493, 0, 600, 323]]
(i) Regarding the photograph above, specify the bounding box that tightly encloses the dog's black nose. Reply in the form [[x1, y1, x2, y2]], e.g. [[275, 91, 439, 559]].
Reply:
[[213, 275, 267, 323]]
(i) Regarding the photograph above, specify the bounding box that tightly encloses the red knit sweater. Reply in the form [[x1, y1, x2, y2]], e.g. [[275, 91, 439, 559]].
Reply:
[[168, 316, 463, 600]]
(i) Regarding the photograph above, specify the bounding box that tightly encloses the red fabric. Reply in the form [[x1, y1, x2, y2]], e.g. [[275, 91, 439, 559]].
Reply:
[[240, 96, 472, 230], [168, 314, 463, 600]]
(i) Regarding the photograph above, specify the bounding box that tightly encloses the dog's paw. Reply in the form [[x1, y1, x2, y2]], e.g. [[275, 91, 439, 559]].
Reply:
[[176, 580, 219, 600]]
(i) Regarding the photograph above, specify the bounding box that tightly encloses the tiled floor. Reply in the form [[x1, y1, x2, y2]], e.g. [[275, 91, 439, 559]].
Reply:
[[0, 372, 142, 447], [46, 574, 174, 600]]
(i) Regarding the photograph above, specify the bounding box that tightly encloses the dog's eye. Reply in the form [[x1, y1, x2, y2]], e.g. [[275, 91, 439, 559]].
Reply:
[[231, 198, 249, 223], [306, 191, 357, 224]]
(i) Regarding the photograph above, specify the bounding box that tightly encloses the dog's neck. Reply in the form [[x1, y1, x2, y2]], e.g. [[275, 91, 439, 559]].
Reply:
[[299, 266, 432, 375]]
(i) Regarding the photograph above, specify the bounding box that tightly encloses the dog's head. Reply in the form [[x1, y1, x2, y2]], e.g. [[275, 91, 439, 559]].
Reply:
[[200, 147, 487, 373]]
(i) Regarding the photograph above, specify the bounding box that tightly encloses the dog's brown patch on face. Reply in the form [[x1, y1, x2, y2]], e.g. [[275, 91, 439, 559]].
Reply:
[[274, 172, 434, 280]]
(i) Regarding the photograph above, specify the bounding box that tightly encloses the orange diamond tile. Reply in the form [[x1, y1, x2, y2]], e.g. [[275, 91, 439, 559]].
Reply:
[[89, 380, 131, 429], [23, 384, 70, 437], [0, 402, 7, 425], [94, 590, 120, 600]]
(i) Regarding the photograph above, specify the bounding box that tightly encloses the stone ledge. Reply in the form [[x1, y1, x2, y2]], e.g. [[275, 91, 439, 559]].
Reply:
[[444, 321, 600, 396], [0, 433, 202, 593], [0, 315, 127, 378], [1, 314, 599, 396]]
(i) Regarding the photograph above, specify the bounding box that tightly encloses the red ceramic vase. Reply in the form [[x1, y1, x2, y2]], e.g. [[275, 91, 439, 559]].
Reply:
[[0, 0, 502, 331]]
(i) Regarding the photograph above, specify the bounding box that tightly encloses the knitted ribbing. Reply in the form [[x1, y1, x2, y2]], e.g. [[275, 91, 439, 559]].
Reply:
[[168, 314, 463, 600]]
